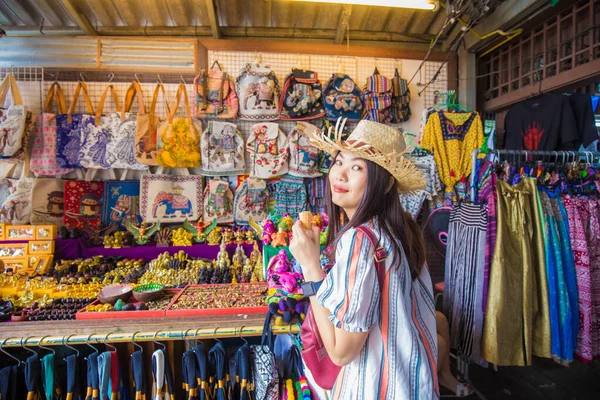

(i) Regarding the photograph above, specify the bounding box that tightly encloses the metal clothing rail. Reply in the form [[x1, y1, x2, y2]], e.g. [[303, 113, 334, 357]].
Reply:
[[0, 324, 301, 348]]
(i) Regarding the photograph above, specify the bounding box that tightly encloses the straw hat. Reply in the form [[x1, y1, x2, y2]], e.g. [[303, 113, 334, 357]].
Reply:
[[307, 118, 425, 193]]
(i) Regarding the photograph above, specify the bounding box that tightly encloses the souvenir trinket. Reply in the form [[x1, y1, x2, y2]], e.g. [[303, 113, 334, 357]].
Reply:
[[234, 228, 245, 245], [170, 283, 266, 310], [182, 218, 218, 243], [103, 232, 126, 249], [206, 226, 222, 246], [155, 227, 172, 247], [222, 227, 234, 244], [261, 219, 276, 245], [216, 237, 231, 269], [125, 220, 161, 245], [171, 228, 193, 247], [270, 228, 288, 248], [244, 228, 255, 244]]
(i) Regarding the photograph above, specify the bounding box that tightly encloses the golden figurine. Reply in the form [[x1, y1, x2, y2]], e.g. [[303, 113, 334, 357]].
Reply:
[[103, 235, 114, 248], [234, 228, 245, 245], [183, 218, 218, 243], [222, 227, 234, 245], [243, 258, 254, 283], [244, 228, 256, 244], [216, 236, 231, 269], [206, 226, 222, 246], [112, 232, 126, 248], [125, 220, 161, 245], [155, 227, 172, 247], [171, 228, 193, 247], [232, 244, 246, 268]]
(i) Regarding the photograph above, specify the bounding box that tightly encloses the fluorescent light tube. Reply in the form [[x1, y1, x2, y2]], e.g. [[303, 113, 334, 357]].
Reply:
[[287, 0, 437, 11]]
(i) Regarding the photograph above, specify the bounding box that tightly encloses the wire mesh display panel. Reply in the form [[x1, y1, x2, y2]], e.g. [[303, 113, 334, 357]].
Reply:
[[0, 67, 44, 116]]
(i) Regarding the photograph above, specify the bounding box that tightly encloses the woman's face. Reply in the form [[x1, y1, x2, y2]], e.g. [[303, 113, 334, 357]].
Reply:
[[328, 151, 367, 220]]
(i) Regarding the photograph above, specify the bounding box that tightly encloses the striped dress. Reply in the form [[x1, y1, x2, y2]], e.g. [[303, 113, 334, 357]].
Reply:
[[316, 220, 439, 400]]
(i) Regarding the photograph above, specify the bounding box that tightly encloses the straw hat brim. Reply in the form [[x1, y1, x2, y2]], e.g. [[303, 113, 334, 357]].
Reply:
[[306, 127, 426, 194]]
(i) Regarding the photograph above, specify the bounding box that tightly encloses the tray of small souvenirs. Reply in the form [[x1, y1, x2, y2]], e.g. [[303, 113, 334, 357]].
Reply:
[[165, 283, 268, 317]]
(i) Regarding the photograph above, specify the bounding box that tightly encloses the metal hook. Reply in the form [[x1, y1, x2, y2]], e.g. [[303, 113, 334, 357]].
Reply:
[[85, 333, 99, 354], [131, 331, 143, 353], [0, 338, 23, 365], [103, 333, 117, 352], [157, 74, 164, 85], [21, 337, 38, 355], [134, 73, 142, 84], [562, 152, 566, 165], [38, 336, 55, 355], [107, 73, 115, 84], [39, 17, 45, 35], [213, 327, 222, 343], [152, 331, 166, 350], [238, 326, 249, 345], [63, 334, 80, 357], [194, 327, 202, 346], [182, 328, 195, 348], [180, 75, 187, 85], [79, 73, 86, 83]]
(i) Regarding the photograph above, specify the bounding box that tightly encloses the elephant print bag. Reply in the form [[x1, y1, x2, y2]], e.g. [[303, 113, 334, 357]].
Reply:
[[140, 174, 203, 223], [30, 177, 65, 226], [105, 82, 149, 170], [135, 83, 170, 166], [200, 121, 245, 176], [56, 82, 95, 169], [246, 122, 289, 179], [234, 177, 269, 226], [288, 122, 322, 178], [193, 61, 239, 119], [156, 84, 202, 168], [31, 82, 73, 176], [0, 73, 27, 158], [235, 64, 280, 121], [63, 180, 105, 229], [102, 180, 142, 229], [278, 69, 325, 120], [79, 84, 120, 169], [203, 178, 234, 224]]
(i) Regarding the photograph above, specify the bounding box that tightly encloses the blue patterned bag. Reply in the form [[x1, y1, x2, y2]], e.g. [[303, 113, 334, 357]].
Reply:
[[102, 180, 142, 230]]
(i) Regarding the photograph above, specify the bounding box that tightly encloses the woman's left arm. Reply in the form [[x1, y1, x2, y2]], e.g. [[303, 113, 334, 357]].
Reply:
[[290, 222, 370, 367]]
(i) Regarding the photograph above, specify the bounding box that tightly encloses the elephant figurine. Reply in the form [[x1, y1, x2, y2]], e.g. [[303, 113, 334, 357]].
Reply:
[[152, 189, 193, 219]]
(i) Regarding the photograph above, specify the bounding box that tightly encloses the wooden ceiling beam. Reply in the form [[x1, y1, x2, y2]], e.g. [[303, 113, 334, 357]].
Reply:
[[56, 0, 96, 36], [204, 0, 221, 39], [334, 5, 352, 45]]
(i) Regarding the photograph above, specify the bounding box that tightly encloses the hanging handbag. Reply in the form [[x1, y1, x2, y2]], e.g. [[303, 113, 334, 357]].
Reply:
[[140, 173, 203, 223], [288, 121, 322, 178], [56, 82, 95, 169], [250, 313, 279, 400], [193, 60, 239, 119], [30, 177, 65, 226], [200, 121, 245, 176], [156, 83, 202, 168], [246, 122, 289, 179], [106, 81, 149, 170], [31, 82, 73, 176], [235, 63, 281, 121], [79, 84, 120, 169], [203, 177, 234, 224], [322, 73, 363, 122], [391, 67, 412, 123], [135, 83, 170, 166], [273, 174, 307, 220], [0, 73, 27, 158], [63, 179, 105, 229], [278, 69, 325, 120], [102, 179, 141, 230], [300, 225, 387, 390], [362, 68, 394, 123], [234, 177, 269, 226], [0, 163, 33, 224]]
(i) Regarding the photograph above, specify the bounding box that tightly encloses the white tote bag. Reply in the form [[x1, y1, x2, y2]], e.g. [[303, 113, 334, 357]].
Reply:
[[0, 159, 33, 224], [30, 177, 65, 226], [0, 73, 27, 158], [140, 174, 203, 223], [200, 121, 245, 176]]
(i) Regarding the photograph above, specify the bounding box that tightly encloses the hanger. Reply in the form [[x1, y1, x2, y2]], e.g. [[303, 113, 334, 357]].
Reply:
[[37, 336, 55, 356], [21, 337, 38, 356], [152, 331, 166, 350], [237, 326, 249, 345], [182, 328, 195, 348], [63, 334, 80, 358], [134, 73, 142, 85], [107, 73, 115, 84], [78, 73, 87, 83], [103, 333, 118, 352], [0, 338, 23, 365], [131, 331, 143, 354], [180, 75, 187, 85], [85, 333, 99, 357], [156, 74, 164, 85], [212, 327, 222, 343], [194, 328, 203, 346]]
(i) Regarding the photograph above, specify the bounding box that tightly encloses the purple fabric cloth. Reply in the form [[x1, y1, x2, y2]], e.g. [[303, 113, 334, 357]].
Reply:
[[477, 160, 497, 314]]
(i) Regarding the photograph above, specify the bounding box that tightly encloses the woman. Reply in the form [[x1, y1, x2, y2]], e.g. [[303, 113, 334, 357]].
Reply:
[[290, 120, 439, 399]]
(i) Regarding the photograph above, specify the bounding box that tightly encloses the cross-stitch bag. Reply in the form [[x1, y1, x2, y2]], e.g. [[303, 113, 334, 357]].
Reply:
[[200, 121, 245, 176], [156, 83, 202, 168], [288, 121, 322, 178], [0, 73, 27, 158], [30, 177, 65, 226], [135, 83, 170, 166], [31, 82, 73, 176], [246, 122, 289, 179], [203, 177, 234, 224], [273, 174, 307, 219], [234, 177, 269, 226], [105, 81, 149, 170], [56, 82, 95, 169], [235, 63, 281, 121], [362, 68, 394, 123], [323, 73, 363, 122], [79, 84, 121, 169], [278, 69, 325, 120], [391, 67, 411, 123], [193, 61, 239, 119], [102, 179, 142, 230], [63, 179, 105, 229], [140, 174, 203, 223]]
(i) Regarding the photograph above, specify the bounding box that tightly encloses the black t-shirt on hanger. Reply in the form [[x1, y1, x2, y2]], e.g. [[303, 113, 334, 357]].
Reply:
[[567, 93, 599, 148], [504, 93, 579, 151]]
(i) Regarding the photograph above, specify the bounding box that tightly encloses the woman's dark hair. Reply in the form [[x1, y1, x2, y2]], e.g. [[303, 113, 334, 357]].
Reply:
[[326, 157, 426, 280]]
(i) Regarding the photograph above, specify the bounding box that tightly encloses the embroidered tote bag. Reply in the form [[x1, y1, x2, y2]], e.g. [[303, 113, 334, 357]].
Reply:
[[193, 61, 239, 119], [0, 164, 33, 224], [30, 177, 65, 226], [156, 84, 202, 168], [278, 69, 325, 120], [273, 174, 307, 220], [140, 174, 202, 223], [235, 63, 280, 121], [102, 180, 142, 230], [0, 73, 27, 158], [200, 121, 245, 176], [31, 83, 73, 176], [135, 83, 170, 166], [105, 82, 148, 170], [2, 110, 34, 165], [203, 178, 234, 224], [56, 82, 95, 169], [63, 180, 105, 229], [246, 122, 289, 179], [322, 73, 363, 122], [79, 84, 120, 169], [234, 177, 269, 226], [288, 122, 322, 178]]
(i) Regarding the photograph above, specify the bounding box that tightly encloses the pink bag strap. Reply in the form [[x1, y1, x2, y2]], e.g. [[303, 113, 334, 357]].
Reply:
[[355, 225, 387, 288]]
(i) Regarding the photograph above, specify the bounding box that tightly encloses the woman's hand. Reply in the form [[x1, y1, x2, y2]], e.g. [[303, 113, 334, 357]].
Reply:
[[289, 220, 322, 280]]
